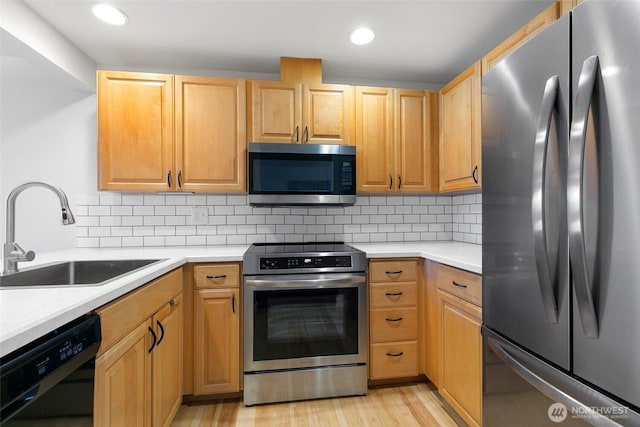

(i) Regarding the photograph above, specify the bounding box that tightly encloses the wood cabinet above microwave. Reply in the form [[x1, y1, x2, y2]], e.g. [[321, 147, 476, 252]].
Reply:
[[247, 80, 354, 145]]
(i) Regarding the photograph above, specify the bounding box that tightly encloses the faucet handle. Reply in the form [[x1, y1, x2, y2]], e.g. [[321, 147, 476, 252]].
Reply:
[[12, 243, 35, 262]]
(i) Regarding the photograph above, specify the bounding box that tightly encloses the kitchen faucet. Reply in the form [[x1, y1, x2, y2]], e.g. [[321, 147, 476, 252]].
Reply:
[[3, 182, 76, 275]]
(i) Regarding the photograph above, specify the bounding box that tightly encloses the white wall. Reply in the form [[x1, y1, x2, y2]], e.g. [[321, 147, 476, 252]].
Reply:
[[0, 55, 97, 254]]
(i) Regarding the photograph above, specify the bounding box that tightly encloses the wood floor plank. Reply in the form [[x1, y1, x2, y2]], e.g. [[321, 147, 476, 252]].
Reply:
[[171, 383, 458, 426]]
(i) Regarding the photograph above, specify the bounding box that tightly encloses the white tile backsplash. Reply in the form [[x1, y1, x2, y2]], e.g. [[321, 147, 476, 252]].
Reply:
[[75, 192, 482, 248]]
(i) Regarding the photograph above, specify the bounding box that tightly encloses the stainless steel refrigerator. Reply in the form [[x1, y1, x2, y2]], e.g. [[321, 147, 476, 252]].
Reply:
[[482, 1, 640, 425]]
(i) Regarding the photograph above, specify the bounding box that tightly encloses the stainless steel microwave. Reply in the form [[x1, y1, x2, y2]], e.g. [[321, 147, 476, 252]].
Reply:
[[247, 143, 356, 206]]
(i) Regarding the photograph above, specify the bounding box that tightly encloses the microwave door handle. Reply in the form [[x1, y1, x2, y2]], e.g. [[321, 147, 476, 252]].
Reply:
[[568, 55, 600, 339], [532, 75, 559, 324]]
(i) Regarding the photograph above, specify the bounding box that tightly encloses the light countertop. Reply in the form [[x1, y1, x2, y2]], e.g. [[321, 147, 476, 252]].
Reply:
[[0, 242, 480, 358]]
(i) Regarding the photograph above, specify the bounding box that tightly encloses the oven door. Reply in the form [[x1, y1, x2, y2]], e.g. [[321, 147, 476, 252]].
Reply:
[[243, 273, 367, 372]]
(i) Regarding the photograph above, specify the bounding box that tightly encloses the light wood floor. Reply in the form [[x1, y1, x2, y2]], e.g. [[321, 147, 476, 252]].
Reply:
[[171, 383, 460, 426]]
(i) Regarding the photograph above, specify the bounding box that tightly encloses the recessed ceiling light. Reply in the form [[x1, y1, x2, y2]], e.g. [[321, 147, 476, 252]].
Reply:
[[92, 4, 129, 26], [350, 27, 375, 46]]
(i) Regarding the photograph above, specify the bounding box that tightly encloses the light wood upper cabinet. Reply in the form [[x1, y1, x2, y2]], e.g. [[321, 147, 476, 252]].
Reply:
[[356, 87, 437, 193], [355, 86, 393, 192], [98, 71, 174, 192], [247, 80, 301, 143], [175, 76, 246, 192], [98, 70, 246, 192], [482, 3, 559, 75], [248, 80, 354, 145], [439, 61, 482, 192], [395, 89, 438, 193], [302, 84, 354, 145]]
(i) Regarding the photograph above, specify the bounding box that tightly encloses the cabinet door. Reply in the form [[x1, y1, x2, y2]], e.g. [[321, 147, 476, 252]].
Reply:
[[355, 86, 393, 192], [439, 61, 481, 192], [302, 84, 354, 145], [247, 80, 301, 143], [395, 90, 438, 193], [94, 321, 151, 427], [98, 71, 174, 191], [151, 295, 182, 427], [175, 76, 246, 192], [439, 290, 482, 427], [482, 3, 558, 74], [193, 288, 239, 395]]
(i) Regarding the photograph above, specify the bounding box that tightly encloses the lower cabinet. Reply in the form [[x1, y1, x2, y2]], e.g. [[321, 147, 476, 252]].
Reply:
[[368, 259, 421, 380], [192, 263, 240, 395], [428, 262, 483, 427], [94, 268, 183, 427]]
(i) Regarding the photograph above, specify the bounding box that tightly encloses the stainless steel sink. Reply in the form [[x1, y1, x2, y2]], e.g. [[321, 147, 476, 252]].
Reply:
[[0, 259, 165, 287]]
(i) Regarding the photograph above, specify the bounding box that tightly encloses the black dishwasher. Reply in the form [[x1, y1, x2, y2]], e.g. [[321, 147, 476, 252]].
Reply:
[[0, 314, 101, 426]]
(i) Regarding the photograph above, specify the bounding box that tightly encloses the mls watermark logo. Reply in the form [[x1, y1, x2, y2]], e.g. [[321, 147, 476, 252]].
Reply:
[[548, 402, 568, 423]]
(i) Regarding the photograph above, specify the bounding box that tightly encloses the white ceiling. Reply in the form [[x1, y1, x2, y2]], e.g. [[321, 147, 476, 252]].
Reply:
[[19, 0, 554, 88]]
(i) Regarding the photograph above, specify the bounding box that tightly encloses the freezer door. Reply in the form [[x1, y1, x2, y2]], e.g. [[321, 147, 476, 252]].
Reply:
[[570, 0, 640, 409], [483, 327, 640, 426], [482, 15, 570, 369]]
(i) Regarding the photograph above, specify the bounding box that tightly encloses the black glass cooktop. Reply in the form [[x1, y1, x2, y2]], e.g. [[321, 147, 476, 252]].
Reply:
[[246, 242, 357, 255]]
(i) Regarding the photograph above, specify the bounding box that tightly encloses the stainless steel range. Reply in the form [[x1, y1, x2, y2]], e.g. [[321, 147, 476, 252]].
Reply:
[[242, 242, 367, 406]]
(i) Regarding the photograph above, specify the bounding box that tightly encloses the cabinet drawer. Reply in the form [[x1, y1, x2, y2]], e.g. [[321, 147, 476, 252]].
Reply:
[[97, 268, 182, 354], [194, 264, 240, 289], [370, 282, 417, 308], [370, 341, 419, 379], [369, 260, 417, 283], [436, 263, 482, 307], [370, 307, 418, 343]]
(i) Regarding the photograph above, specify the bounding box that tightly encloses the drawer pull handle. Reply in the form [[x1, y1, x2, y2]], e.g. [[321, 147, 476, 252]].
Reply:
[[452, 280, 468, 289], [385, 317, 404, 322], [385, 270, 403, 275], [386, 351, 404, 357], [169, 299, 180, 308], [207, 274, 227, 279], [385, 291, 404, 296]]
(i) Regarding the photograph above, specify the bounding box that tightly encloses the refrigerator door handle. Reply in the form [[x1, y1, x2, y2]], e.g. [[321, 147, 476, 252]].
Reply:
[[568, 55, 600, 339], [532, 75, 560, 324]]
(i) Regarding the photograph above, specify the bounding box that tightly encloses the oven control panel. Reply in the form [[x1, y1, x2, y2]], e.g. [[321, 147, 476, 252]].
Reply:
[[260, 256, 352, 270]]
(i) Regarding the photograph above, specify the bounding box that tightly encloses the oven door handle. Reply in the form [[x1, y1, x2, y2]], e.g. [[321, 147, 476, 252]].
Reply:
[[244, 274, 366, 289]]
